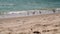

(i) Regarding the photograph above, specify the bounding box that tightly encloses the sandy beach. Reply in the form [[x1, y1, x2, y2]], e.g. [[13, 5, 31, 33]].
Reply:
[[0, 13, 60, 34], [0, 0, 60, 34]]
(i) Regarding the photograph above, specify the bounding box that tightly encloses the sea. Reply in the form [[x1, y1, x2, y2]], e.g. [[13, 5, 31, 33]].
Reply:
[[0, 0, 60, 18], [0, 0, 60, 11]]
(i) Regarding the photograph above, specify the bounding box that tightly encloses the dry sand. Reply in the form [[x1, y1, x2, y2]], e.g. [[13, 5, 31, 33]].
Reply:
[[0, 13, 60, 34]]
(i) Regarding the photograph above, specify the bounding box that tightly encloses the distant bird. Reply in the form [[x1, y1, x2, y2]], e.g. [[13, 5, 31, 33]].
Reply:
[[32, 12, 35, 15], [39, 11, 41, 14], [52, 9, 56, 13]]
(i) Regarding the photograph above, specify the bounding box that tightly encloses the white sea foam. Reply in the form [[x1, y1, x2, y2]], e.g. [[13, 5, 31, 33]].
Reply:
[[0, 9, 60, 19]]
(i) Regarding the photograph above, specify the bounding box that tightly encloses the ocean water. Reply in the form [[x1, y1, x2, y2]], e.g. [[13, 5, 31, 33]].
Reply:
[[0, 0, 60, 16], [0, 0, 60, 11]]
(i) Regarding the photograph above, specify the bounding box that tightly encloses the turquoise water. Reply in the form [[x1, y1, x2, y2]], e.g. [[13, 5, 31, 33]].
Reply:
[[0, 0, 60, 11]]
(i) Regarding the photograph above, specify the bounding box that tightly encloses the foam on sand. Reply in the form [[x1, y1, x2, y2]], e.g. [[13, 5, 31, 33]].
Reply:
[[0, 9, 60, 19]]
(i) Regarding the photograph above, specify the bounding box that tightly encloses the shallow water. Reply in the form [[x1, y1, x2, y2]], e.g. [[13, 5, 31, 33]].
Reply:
[[0, 10, 60, 19]]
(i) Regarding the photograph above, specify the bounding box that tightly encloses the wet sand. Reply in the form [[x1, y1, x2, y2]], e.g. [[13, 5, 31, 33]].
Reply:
[[0, 13, 60, 34]]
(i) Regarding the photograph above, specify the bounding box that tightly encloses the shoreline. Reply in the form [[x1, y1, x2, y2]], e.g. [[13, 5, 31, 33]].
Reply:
[[0, 13, 60, 19], [0, 8, 60, 19]]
